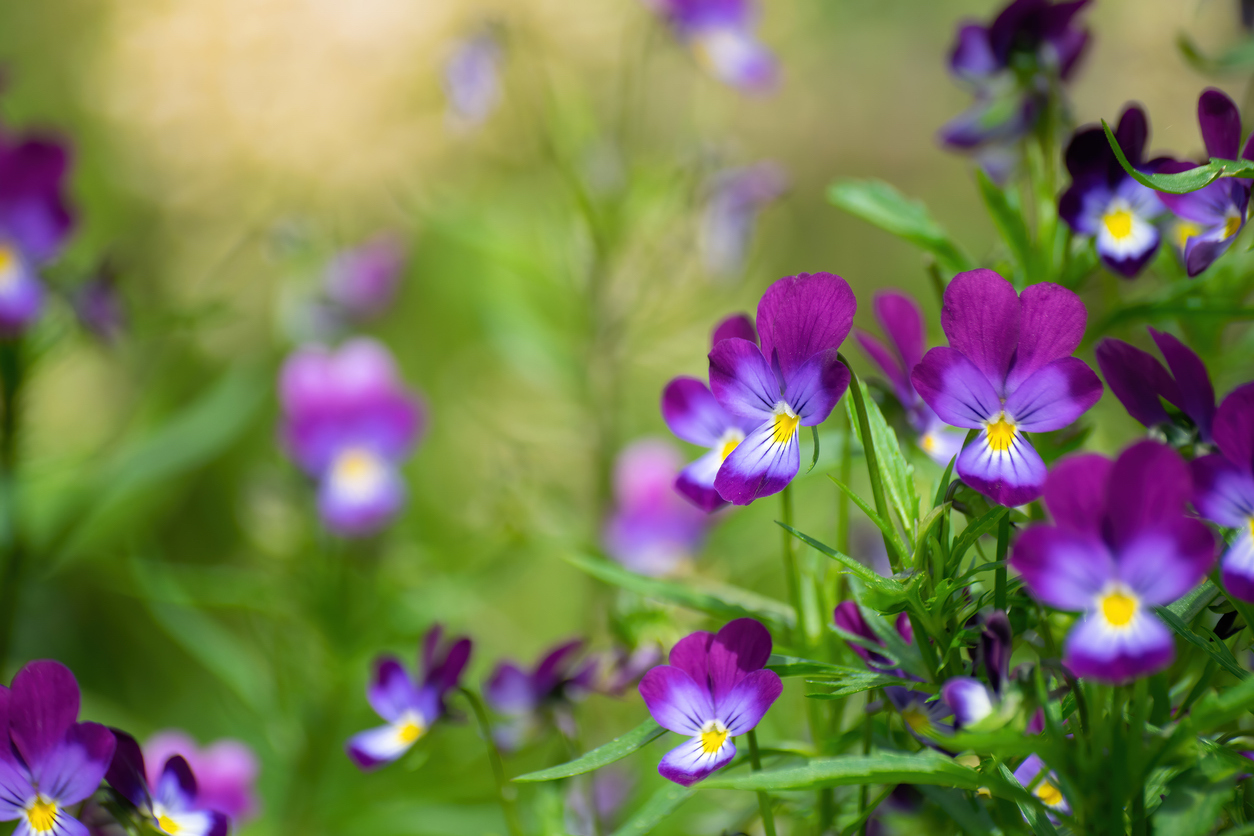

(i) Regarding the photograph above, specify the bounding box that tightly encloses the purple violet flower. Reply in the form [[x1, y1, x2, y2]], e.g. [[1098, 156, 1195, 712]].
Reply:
[[1191, 383, 1254, 602], [1095, 328, 1215, 443], [707, 273, 855, 505], [106, 731, 228, 836], [143, 732, 259, 823], [565, 767, 633, 836], [638, 618, 782, 786], [855, 290, 966, 465], [1155, 90, 1254, 277], [911, 269, 1102, 507], [0, 661, 116, 836], [324, 233, 405, 322], [645, 0, 777, 93], [941, 611, 1012, 729], [1013, 754, 1069, 817], [1010, 441, 1216, 683], [662, 313, 761, 512], [700, 162, 786, 278], [1059, 105, 1165, 278], [486, 641, 597, 751], [347, 624, 471, 770], [602, 438, 710, 577], [279, 338, 426, 537], [72, 267, 125, 344], [595, 644, 665, 697], [444, 31, 503, 129]]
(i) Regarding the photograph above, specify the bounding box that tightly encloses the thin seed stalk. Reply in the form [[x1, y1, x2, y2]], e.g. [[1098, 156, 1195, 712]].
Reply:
[[840, 358, 897, 572], [780, 485, 802, 647], [994, 512, 1010, 612], [747, 729, 778, 836], [462, 687, 526, 836]]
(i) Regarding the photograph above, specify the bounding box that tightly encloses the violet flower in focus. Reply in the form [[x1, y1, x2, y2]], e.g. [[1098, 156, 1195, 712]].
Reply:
[[107, 731, 229, 836], [1010, 441, 1216, 683], [700, 162, 786, 278], [144, 732, 260, 822], [324, 233, 406, 321], [1191, 383, 1254, 602], [911, 269, 1102, 507], [602, 439, 709, 576], [0, 661, 116, 836], [646, 0, 777, 93], [638, 619, 782, 785], [444, 30, 502, 129], [1095, 328, 1215, 444], [486, 641, 597, 751], [854, 289, 965, 465], [279, 338, 426, 537]]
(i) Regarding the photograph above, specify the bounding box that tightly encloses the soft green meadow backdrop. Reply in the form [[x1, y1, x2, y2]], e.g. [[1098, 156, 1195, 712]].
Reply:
[[0, 1, 1249, 833]]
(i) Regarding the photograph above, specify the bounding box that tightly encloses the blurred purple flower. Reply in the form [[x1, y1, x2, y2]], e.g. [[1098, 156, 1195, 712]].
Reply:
[[1095, 327, 1215, 443], [324, 233, 406, 321], [107, 730, 229, 836], [595, 643, 664, 696], [602, 439, 710, 576], [646, 0, 777, 93], [486, 640, 597, 751], [73, 266, 125, 343], [700, 162, 786, 277], [940, 611, 1012, 729], [444, 31, 503, 129], [279, 338, 426, 537], [0, 661, 115, 836], [1191, 383, 1254, 602], [143, 732, 260, 823], [566, 767, 634, 836], [1013, 754, 1069, 818], [347, 624, 472, 770]]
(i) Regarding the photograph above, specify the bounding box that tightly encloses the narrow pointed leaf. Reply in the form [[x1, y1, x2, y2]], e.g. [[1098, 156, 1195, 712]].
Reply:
[[1154, 605, 1247, 680], [1102, 120, 1226, 194], [514, 720, 666, 782], [827, 179, 973, 274], [777, 523, 904, 598], [699, 751, 985, 792], [611, 783, 697, 836]]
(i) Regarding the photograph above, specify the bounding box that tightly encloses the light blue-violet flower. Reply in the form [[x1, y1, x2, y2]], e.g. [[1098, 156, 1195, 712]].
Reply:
[[645, 0, 777, 93], [324, 233, 406, 322], [700, 162, 786, 278], [444, 29, 503, 129], [485, 640, 597, 751], [106, 731, 229, 836], [1190, 383, 1254, 603]]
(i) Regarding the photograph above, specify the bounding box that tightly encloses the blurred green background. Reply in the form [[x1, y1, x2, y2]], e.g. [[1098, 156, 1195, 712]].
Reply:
[[0, 1, 1250, 833]]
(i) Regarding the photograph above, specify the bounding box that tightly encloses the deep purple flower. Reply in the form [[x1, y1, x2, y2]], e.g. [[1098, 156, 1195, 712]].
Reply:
[[0, 661, 116, 836], [1013, 754, 1069, 817], [833, 601, 913, 675], [707, 273, 855, 505], [1191, 383, 1254, 602], [855, 290, 965, 465], [645, 0, 777, 93], [106, 731, 228, 836], [486, 641, 597, 751], [1156, 90, 1254, 277], [346, 624, 471, 770], [662, 314, 760, 512], [595, 644, 664, 696], [700, 162, 786, 277], [911, 269, 1102, 507], [279, 338, 426, 537], [1059, 105, 1165, 278], [638, 619, 782, 786], [565, 767, 633, 836], [72, 267, 125, 344], [143, 732, 259, 823], [1010, 441, 1216, 683], [602, 439, 709, 576], [1095, 328, 1215, 443], [444, 31, 502, 129], [324, 234, 405, 321]]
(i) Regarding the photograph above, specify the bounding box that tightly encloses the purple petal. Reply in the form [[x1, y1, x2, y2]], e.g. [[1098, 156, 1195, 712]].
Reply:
[[949, 24, 999, 79], [1116, 521, 1216, 606], [316, 448, 405, 537], [0, 755, 28, 819], [345, 724, 415, 771], [911, 347, 1001, 428], [603, 500, 706, 577], [1095, 339, 1178, 428], [662, 377, 734, 448], [981, 611, 1013, 694], [37, 723, 116, 807], [367, 658, 419, 724], [0, 138, 74, 262], [717, 669, 782, 735], [1062, 609, 1174, 684], [855, 330, 909, 399], [1221, 530, 1254, 604], [0, 257, 44, 337], [940, 269, 1020, 390], [1004, 357, 1101, 433], [612, 439, 685, 510], [1114, 105, 1149, 170], [708, 339, 779, 420], [1012, 754, 1070, 814], [1214, 382, 1254, 473], [874, 291, 926, 372], [1149, 328, 1215, 441], [708, 619, 772, 704], [711, 313, 757, 347], [1105, 441, 1191, 552], [532, 641, 585, 695], [155, 755, 197, 812], [657, 734, 736, 786], [667, 631, 714, 688], [106, 729, 150, 809], [713, 416, 799, 505], [675, 449, 729, 513], [484, 663, 535, 716], [1199, 88, 1242, 161], [956, 428, 1047, 507], [1011, 527, 1113, 610], [833, 602, 892, 669], [755, 272, 856, 383], [1043, 453, 1112, 535], [1157, 171, 1238, 224], [941, 677, 994, 728], [428, 638, 472, 698], [638, 667, 711, 736], [691, 28, 777, 94], [324, 233, 405, 320], [784, 349, 849, 425], [1005, 283, 1087, 391], [10, 660, 81, 773], [1192, 454, 1254, 529]]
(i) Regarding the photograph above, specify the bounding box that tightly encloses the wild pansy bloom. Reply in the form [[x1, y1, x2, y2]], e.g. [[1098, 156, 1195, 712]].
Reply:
[[941, 612, 1013, 729], [911, 269, 1102, 507], [1191, 384, 1254, 602], [143, 732, 259, 822], [700, 162, 786, 278], [566, 767, 632, 836], [106, 731, 228, 836], [324, 233, 405, 322], [347, 624, 471, 770], [0, 122, 74, 335], [1011, 441, 1216, 683], [1096, 328, 1215, 444], [602, 439, 709, 577], [486, 640, 597, 751], [0, 660, 116, 836], [1156, 90, 1254, 277], [709, 273, 855, 505], [595, 643, 664, 696], [662, 313, 760, 512], [1013, 754, 1069, 818], [854, 290, 965, 465], [1059, 105, 1165, 278], [444, 29, 502, 129], [638, 619, 782, 786], [645, 0, 777, 93], [279, 338, 426, 537]]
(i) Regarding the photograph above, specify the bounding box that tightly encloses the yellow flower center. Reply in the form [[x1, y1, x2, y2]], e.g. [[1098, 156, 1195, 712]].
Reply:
[[27, 797, 57, 833], [397, 717, 425, 744], [1035, 780, 1063, 808], [986, 414, 1016, 453], [1100, 588, 1138, 627], [699, 720, 729, 755], [158, 815, 182, 834], [920, 433, 937, 453], [1174, 221, 1202, 249], [1103, 207, 1134, 240], [330, 446, 386, 498], [718, 430, 744, 462], [1225, 210, 1245, 239], [771, 404, 800, 445], [903, 706, 932, 732], [0, 245, 18, 292]]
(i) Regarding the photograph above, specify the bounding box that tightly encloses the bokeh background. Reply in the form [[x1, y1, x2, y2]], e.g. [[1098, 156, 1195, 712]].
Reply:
[[0, 1, 1249, 833]]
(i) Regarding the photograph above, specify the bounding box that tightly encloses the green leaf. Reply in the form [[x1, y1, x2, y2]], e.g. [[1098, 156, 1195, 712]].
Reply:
[[563, 552, 795, 633], [824, 477, 909, 565], [827, 179, 973, 274], [975, 169, 1034, 281], [777, 524, 905, 601], [1154, 605, 1247, 680], [1188, 671, 1254, 732], [514, 719, 666, 782], [915, 785, 998, 836], [1178, 33, 1254, 73], [1102, 120, 1229, 194], [950, 507, 1008, 569], [808, 425, 820, 474], [610, 782, 696, 836], [844, 381, 918, 530], [699, 751, 985, 792], [766, 654, 844, 677], [1153, 767, 1235, 836], [805, 668, 921, 698]]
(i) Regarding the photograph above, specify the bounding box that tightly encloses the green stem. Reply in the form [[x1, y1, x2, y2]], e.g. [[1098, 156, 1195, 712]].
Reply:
[[859, 695, 873, 836], [780, 485, 802, 647], [462, 687, 526, 836], [746, 729, 778, 836], [840, 357, 897, 572], [0, 339, 26, 670], [994, 512, 1010, 612]]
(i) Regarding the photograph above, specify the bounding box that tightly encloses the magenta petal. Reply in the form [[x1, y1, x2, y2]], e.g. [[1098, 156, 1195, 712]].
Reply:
[[711, 313, 757, 347], [155, 755, 197, 811], [1043, 453, 1112, 535], [106, 730, 149, 808], [755, 272, 856, 382], [1005, 283, 1087, 391], [1011, 527, 1113, 611], [667, 631, 715, 688], [1095, 338, 1179, 429], [956, 429, 1046, 507], [713, 418, 799, 505], [1199, 88, 1242, 161], [940, 269, 1020, 390], [484, 663, 535, 716], [784, 349, 849, 425], [1004, 357, 1102, 432], [1149, 328, 1215, 441], [874, 291, 926, 372], [709, 338, 780, 420], [662, 377, 733, 448], [367, 657, 419, 724], [1192, 454, 1254, 529], [1063, 610, 1174, 684], [1214, 382, 1254, 473], [638, 667, 711, 736], [658, 735, 736, 786], [718, 669, 782, 735], [10, 660, 81, 772], [37, 722, 115, 807], [911, 347, 1001, 429], [1116, 521, 1215, 606], [1221, 531, 1254, 603], [1106, 441, 1192, 551], [708, 619, 772, 703], [855, 330, 909, 397]]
